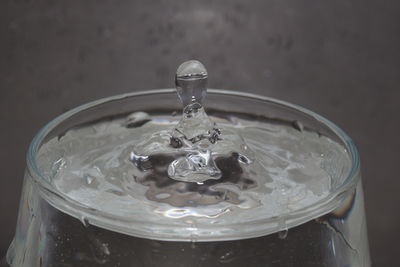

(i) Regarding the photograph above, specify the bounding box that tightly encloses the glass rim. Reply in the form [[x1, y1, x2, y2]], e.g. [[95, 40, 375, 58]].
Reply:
[[26, 89, 361, 241]]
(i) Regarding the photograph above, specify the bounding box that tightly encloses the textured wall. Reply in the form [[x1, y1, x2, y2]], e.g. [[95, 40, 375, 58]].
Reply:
[[1, 0, 399, 265]]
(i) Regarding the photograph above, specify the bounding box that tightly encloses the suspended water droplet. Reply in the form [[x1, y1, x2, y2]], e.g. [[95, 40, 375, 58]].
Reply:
[[175, 60, 208, 107]]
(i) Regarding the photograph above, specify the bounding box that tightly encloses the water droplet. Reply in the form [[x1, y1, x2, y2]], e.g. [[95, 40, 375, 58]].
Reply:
[[130, 151, 152, 171], [123, 112, 151, 128], [90, 238, 111, 264], [6, 239, 16, 265], [292, 120, 304, 132], [57, 132, 66, 141], [151, 241, 162, 248], [190, 233, 198, 248], [101, 243, 110, 256], [80, 217, 90, 227], [175, 60, 208, 107], [278, 228, 288, 239], [278, 219, 289, 239], [85, 174, 94, 185], [218, 249, 236, 263]]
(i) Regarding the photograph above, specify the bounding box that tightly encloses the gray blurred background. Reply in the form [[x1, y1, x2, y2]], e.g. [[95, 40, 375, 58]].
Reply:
[[0, 0, 399, 265]]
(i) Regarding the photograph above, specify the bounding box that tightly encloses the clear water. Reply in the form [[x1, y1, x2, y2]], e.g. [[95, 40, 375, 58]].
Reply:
[[34, 60, 352, 241], [36, 110, 350, 239]]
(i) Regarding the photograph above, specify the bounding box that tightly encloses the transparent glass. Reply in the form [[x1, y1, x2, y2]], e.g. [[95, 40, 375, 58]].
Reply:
[[7, 89, 370, 266]]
